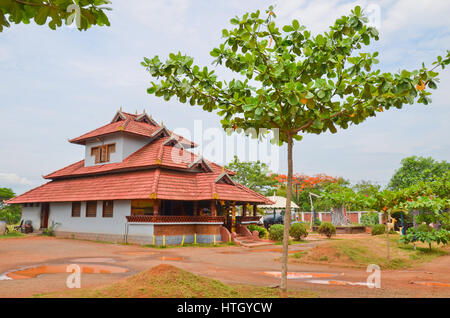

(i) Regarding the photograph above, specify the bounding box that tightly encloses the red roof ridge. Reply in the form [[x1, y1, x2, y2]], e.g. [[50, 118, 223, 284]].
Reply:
[[150, 168, 161, 199]]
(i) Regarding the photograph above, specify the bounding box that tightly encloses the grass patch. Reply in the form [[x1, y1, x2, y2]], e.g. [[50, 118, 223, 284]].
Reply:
[[0, 232, 25, 239], [290, 234, 449, 269], [274, 240, 309, 246], [35, 264, 316, 298]]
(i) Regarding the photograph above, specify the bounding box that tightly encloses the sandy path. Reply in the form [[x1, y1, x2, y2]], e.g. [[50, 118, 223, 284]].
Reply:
[[0, 236, 448, 298]]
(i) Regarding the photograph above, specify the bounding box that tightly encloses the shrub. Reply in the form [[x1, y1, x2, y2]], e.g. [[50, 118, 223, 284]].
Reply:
[[269, 224, 284, 241], [289, 223, 308, 241], [318, 222, 336, 239], [360, 212, 379, 227], [371, 224, 386, 236], [313, 218, 322, 226], [247, 224, 268, 238], [401, 225, 450, 250]]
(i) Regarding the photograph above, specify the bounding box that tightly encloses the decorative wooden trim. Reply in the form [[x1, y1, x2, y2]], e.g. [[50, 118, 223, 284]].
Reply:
[[188, 156, 213, 173], [215, 172, 235, 185], [126, 215, 225, 223]]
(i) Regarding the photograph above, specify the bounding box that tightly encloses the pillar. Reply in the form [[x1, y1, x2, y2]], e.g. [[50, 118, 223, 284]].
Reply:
[[153, 199, 159, 216], [193, 201, 198, 216], [242, 204, 247, 217], [210, 200, 217, 216], [231, 202, 236, 233], [253, 204, 257, 217]]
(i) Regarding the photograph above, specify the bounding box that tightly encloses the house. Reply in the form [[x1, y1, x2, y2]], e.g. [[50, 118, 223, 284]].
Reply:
[[7, 110, 273, 245], [260, 195, 300, 219]]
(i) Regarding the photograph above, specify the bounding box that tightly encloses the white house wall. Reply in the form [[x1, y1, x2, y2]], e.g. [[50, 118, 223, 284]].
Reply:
[[48, 200, 131, 235], [21, 205, 41, 231], [84, 133, 149, 167]]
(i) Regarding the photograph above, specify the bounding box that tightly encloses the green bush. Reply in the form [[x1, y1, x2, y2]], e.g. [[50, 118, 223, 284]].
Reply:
[[313, 218, 322, 226], [417, 224, 433, 232], [317, 222, 336, 239], [401, 225, 450, 250], [371, 224, 386, 236], [269, 224, 284, 241], [360, 212, 379, 226], [247, 224, 268, 238], [289, 223, 308, 241]]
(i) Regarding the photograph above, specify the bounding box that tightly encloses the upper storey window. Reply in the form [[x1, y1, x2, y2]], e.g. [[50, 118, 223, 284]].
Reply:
[[91, 143, 116, 164]]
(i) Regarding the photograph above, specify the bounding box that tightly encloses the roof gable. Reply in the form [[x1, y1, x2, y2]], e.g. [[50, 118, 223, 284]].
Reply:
[[188, 156, 213, 173], [215, 172, 235, 185]]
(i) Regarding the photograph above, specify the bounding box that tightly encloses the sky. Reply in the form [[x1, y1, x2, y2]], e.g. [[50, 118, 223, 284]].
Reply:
[[1, 0, 449, 195]]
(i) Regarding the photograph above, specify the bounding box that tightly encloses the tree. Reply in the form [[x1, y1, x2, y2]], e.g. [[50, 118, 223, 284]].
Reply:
[[388, 156, 450, 190], [225, 155, 277, 194], [0, 0, 111, 32], [142, 6, 450, 295], [370, 190, 399, 261], [0, 187, 21, 224], [353, 180, 381, 197]]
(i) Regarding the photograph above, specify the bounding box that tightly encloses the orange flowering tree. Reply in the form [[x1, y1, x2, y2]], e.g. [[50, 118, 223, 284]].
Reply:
[[272, 173, 341, 210]]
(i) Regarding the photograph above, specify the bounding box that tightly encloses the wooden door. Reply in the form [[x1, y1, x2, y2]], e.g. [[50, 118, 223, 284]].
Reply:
[[41, 203, 49, 229]]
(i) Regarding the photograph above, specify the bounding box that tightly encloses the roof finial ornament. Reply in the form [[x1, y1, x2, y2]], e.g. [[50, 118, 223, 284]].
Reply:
[[135, 109, 138, 115], [222, 166, 225, 173], [161, 121, 164, 127], [143, 109, 146, 114], [120, 106, 122, 112]]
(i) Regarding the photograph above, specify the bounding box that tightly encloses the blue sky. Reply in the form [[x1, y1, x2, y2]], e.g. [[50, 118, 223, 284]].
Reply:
[[1, 0, 449, 195]]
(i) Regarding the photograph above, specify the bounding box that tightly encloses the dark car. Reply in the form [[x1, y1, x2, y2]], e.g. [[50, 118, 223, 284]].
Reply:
[[263, 215, 283, 228]]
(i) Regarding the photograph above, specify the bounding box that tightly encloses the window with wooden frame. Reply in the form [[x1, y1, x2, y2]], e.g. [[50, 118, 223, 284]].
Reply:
[[102, 200, 114, 218], [86, 201, 97, 217], [91, 143, 116, 164], [71, 202, 81, 217]]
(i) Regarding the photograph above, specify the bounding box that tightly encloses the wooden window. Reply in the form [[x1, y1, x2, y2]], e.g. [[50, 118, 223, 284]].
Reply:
[[102, 200, 114, 218], [86, 201, 97, 217], [71, 202, 81, 217], [91, 143, 116, 164]]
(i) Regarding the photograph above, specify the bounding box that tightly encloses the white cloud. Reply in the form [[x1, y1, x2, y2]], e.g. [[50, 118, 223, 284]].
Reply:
[[0, 173, 33, 186]]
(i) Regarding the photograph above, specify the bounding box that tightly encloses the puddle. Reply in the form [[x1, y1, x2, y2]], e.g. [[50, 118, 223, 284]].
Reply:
[[1, 264, 129, 280], [413, 281, 450, 287], [70, 258, 115, 263], [306, 279, 374, 287], [119, 251, 160, 256], [159, 256, 184, 261], [262, 271, 337, 279]]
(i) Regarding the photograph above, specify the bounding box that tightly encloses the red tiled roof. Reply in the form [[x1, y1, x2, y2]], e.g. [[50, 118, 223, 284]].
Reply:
[[7, 169, 272, 204], [69, 111, 196, 147], [44, 136, 234, 179]]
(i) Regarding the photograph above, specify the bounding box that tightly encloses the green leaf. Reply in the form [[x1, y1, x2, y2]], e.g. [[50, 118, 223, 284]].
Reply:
[[34, 6, 50, 26], [292, 19, 299, 30], [282, 25, 293, 32]]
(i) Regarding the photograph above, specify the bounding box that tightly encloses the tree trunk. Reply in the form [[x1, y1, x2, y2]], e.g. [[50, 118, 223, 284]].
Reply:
[[280, 135, 293, 297], [386, 214, 390, 262]]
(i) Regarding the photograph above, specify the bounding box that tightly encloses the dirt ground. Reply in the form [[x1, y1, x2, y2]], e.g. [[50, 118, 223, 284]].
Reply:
[[0, 235, 449, 298]]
